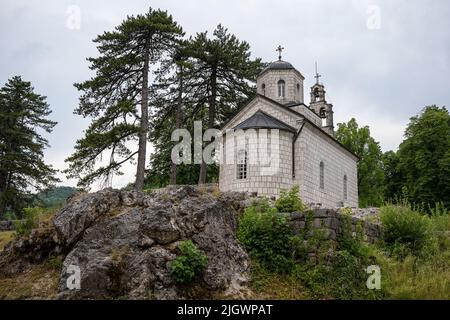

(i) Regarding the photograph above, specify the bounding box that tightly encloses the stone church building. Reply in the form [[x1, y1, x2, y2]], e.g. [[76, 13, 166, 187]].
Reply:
[[218, 52, 359, 208]]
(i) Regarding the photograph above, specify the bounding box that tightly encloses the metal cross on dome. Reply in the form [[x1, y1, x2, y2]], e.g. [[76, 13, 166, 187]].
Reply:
[[276, 45, 284, 61]]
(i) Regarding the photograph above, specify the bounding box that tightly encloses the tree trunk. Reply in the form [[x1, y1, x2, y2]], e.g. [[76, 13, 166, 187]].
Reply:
[[198, 68, 217, 184], [135, 44, 150, 191], [170, 66, 183, 185], [0, 171, 12, 220]]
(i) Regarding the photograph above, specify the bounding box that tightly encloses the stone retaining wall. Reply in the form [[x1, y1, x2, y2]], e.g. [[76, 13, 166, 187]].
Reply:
[[285, 208, 381, 244]]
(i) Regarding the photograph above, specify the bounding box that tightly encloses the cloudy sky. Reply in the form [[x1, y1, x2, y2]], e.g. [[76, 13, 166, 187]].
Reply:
[[1, 0, 449, 189]]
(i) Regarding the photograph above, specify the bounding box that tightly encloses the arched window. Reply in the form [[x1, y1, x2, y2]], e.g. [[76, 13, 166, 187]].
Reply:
[[262, 83, 266, 96], [319, 161, 324, 189], [296, 83, 300, 99], [237, 150, 248, 180], [277, 80, 285, 98], [343, 175, 348, 201]]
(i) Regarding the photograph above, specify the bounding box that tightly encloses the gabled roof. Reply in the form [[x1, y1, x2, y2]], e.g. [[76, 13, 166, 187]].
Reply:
[[220, 94, 359, 160], [233, 110, 296, 133]]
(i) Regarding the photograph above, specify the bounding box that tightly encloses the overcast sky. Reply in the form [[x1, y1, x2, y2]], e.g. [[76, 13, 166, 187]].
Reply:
[[1, 0, 449, 189]]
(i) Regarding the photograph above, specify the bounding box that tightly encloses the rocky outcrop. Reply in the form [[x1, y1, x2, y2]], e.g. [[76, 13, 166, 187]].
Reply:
[[0, 184, 383, 300], [51, 185, 249, 299]]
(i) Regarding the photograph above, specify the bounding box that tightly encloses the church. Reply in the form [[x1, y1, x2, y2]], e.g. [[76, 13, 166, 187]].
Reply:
[[218, 48, 359, 208]]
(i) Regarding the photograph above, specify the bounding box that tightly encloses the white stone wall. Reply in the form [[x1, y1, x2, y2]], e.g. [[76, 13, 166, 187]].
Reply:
[[219, 129, 294, 198], [257, 70, 304, 104], [220, 97, 359, 208], [294, 123, 358, 208]]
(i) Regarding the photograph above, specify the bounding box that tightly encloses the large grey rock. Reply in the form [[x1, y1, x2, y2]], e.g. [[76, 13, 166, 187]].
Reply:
[[55, 185, 250, 299], [53, 188, 122, 247]]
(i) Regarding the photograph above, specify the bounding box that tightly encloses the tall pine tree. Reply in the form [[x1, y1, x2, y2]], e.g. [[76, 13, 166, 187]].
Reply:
[[0, 76, 58, 219], [65, 8, 183, 190], [147, 25, 264, 186]]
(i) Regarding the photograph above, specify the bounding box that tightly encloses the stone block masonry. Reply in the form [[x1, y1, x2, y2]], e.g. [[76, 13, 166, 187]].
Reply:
[[284, 208, 381, 244]]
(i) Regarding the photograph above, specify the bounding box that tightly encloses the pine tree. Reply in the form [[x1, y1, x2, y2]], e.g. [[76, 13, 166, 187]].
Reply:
[[64, 8, 183, 190], [147, 26, 264, 186], [149, 43, 193, 186], [184, 25, 263, 184], [0, 76, 59, 219]]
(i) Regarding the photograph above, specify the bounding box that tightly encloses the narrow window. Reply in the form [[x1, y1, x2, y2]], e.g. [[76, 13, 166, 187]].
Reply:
[[277, 80, 285, 98], [237, 150, 248, 180], [343, 175, 348, 201], [296, 83, 300, 100], [262, 83, 266, 96], [319, 161, 324, 189]]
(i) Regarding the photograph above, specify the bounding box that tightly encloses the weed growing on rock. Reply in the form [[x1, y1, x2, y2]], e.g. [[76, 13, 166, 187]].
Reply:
[[170, 240, 207, 284]]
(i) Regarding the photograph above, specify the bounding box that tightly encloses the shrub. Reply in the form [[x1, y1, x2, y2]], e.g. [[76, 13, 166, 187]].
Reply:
[[338, 214, 370, 259], [14, 207, 41, 236], [170, 240, 207, 284], [275, 186, 305, 212], [238, 199, 293, 273], [380, 205, 431, 255], [293, 249, 382, 300]]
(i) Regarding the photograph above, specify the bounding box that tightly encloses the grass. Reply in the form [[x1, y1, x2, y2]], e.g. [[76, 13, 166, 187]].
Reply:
[[374, 250, 450, 299], [0, 231, 15, 251], [248, 261, 311, 299], [247, 244, 450, 300], [0, 262, 60, 299], [241, 194, 450, 300]]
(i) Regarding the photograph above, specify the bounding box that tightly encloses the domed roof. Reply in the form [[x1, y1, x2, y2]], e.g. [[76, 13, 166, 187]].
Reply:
[[261, 60, 295, 73], [258, 59, 304, 79]]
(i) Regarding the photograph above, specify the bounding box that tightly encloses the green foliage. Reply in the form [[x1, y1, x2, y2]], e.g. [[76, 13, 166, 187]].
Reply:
[[169, 240, 207, 284], [237, 199, 293, 273], [14, 207, 41, 236], [396, 106, 450, 209], [380, 205, 431, 256], [335, 118, 384, 207], [35, 186, 78, 208], [374, 207, 450, 299], [147, 24, 264, 185], [65, 8, 183, 188], [338, 214, 369, 258], [381, 150, 403, 202], [0, 76, 59, 219], [275, 186, 305, 212]]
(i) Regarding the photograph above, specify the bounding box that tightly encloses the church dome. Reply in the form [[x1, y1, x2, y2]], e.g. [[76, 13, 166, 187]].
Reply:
[[260, 60, 295, 74]]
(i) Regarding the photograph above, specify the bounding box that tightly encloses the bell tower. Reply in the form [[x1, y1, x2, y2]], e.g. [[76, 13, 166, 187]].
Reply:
[[310, 63, 334, 136]]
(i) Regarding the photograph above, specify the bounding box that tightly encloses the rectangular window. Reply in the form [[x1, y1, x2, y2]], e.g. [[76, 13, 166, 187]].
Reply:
[[343, 175, 348, 201], [237, 150, 247, 180], [320, 161, 324, 189]]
